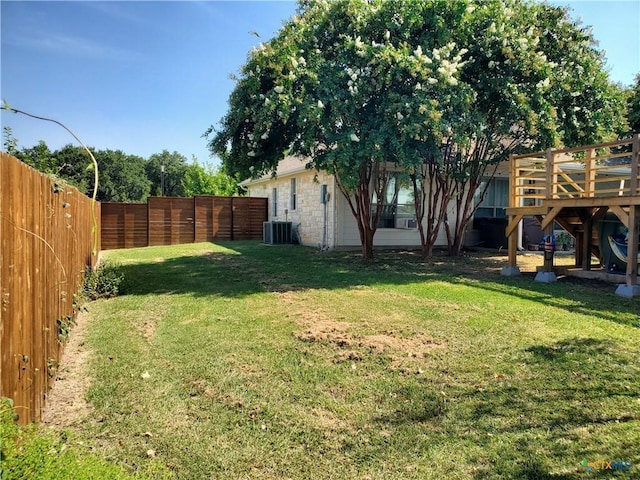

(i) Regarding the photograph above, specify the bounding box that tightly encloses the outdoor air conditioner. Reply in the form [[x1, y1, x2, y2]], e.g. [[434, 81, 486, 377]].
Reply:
[[396, 218, 418, 229], [263, 221, 293, 244]]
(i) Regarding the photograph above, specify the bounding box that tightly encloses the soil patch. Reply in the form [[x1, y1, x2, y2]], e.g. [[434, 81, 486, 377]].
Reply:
[[295, 323, 441, 357], [293, 315, 443, 365], [41, 311, 93, 428]]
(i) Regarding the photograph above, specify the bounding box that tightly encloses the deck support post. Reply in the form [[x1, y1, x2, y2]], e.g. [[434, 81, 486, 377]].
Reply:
[[502, 154, 521, 277], [502, 214, 521, 276], [535, 222, 557, 283], [625, 205, 638, 283], [615, 138, 640, 297], [500, 215, 520, 277], [616, 204, 640, 297], [581, 209, 594, 271]]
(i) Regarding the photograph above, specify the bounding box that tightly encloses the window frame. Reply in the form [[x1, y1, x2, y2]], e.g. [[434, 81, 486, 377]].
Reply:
[[474, 177, 508, 219], [272, 187, 278, 217], [372, 172, 416, 229], [290, 178, 297, 211]]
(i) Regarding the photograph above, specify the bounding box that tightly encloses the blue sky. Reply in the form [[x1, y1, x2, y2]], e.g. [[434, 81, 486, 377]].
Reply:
[[1, 1, 639, 165]]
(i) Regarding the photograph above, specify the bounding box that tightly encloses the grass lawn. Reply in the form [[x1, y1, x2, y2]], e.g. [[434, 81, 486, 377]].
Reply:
[[44, 243, 640, 478]]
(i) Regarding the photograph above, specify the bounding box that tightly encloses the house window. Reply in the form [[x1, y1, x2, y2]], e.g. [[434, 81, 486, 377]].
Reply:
[[475, 178, 508, 218], [272, 187, 278, 217], [372, 172, 416, 228], [290, 178, 297, 211]]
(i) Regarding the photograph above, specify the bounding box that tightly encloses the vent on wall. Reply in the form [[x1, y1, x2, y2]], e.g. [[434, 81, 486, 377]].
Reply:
[[263, 221, 293, 244]]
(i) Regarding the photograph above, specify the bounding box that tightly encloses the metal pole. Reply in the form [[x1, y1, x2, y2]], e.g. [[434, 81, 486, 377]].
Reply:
[[160, 164, 165, 196]]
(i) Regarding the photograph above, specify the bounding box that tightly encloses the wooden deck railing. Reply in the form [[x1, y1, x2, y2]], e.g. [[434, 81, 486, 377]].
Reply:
[[509, 135, 640, 209]]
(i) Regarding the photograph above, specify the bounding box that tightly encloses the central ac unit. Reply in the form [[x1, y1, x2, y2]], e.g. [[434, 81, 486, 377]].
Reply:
[[263, 221, 293, 244]]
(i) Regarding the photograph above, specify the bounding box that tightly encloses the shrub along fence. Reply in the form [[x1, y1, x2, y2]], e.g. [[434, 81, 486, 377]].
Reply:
[[0, 152, 100, 424], [101, 196, 267, 250]]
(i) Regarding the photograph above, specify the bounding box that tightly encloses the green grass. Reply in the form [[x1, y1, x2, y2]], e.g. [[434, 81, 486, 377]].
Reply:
[[0, 398, 144, 480], [23, 242, 640, 479]]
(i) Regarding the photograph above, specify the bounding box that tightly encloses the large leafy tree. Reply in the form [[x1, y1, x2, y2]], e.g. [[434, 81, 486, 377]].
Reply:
[[53, 144, 94, 192], [16, 140, 57, 174], [208, 0, 452, 259], [381, 0, 624, 257], [208, 0, 625, 258], [4, 137, 151, 201], [146, 150, 188, 197], [182, 161, 241, 197], [406, 0, 626, 255], [89, 149, 150, 202], [627, 74, 640, 134]]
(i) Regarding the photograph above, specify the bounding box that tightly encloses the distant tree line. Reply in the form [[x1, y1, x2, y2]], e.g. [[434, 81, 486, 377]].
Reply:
[[2, 130, 242, 202]]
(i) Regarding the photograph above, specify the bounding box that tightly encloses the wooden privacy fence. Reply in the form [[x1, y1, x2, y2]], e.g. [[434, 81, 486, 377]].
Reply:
[[101, 196, 267, 250], [0, 152, 99, 424]]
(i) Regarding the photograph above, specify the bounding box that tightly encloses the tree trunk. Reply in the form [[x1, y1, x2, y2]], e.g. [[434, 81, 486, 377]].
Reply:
[[352, 187, 376, 260], [447, 183, 476, 256], [444, 136, 498, 256], [360, 223, 375, 260], [334, 161, 387, 260], [411, 169, 428, 258], [413, 147, 456, 259]]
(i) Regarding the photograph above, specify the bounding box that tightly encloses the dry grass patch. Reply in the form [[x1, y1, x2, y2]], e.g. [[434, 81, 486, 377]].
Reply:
[[291, 297, 444, 368], [42, 311, 94, 428]]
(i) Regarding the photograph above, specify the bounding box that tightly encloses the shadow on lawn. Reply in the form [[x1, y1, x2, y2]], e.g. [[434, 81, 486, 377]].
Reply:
[[116, 243, 438, 298], [115, 242, 640, 327], [474, 460, 575, 480], [467, 336, 639, 478], [466, 337, 637, 432], [455, 275, 640, 328], [372, 337, 637, 479]]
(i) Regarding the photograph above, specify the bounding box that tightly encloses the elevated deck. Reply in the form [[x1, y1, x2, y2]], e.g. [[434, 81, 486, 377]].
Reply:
[[505, 135, 640, 291]]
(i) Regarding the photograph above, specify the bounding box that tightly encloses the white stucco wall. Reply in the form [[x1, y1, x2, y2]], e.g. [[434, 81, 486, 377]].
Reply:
[[334, 187, 454, 248]]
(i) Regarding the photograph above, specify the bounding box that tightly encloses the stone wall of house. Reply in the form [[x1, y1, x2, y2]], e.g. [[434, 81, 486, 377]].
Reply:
[[247, 163, 337, 248]]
